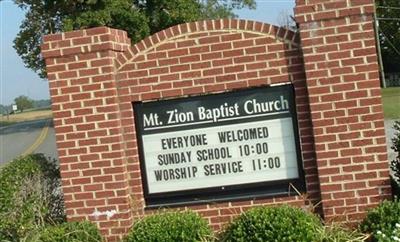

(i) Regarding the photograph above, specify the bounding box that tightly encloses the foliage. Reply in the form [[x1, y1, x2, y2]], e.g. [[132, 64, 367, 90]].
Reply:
[[0, 104, 9, 115], [61, 0, 150, 43], [376, 0, 400, 73], [13, 0, 256, 78], [14, 95, 34, 112], [391, 121, 400, 186], [32, 99, 51, 109], [392, 176, 400, 197], [277, 9, 297, 31], [220, 205, 322, 242], [314, 223, 369, 242], [36, 221, 102, 242], [360, 199, 400, 242], [124, 210, 212, 242], [374, 223, 400, 242], [0, 154, 65, 241], [0, 99, 50, 115]]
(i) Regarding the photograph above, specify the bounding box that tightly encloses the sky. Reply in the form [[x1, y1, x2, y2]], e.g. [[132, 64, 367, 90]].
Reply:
[[0, 0, 295, 106]]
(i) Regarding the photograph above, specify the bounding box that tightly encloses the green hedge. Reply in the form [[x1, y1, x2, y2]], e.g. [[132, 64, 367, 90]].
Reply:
[[0, 154, 65, 241], [124, 211, 212, 242], [391, 176, 400, 197], [360, 199, 400, 241], [221, 205, 322, 242], [37, 221, 102, 242], [390, 121, 400, 196]]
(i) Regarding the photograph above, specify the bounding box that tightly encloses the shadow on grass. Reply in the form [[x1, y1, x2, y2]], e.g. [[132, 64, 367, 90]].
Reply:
[[0, 121, 17, 127], [0, 118, 53, 135]]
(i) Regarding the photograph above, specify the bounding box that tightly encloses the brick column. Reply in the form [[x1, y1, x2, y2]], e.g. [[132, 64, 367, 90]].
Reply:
[[41, 27, 133, 241], [295, 0, 391, 221]]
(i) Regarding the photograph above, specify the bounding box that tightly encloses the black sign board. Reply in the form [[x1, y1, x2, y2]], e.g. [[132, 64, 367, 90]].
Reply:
[[133, 85, 305, 207]]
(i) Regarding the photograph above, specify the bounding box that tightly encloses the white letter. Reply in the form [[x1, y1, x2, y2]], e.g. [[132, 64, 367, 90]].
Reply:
[[143, 113, 158, 127], [244, 100, 253, 114], [166, 110, 175, 124], [198, 107, 206, 120], [281, 96, 289, 110]]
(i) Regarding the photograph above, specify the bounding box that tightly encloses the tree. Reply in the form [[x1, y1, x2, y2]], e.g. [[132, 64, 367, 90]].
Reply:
[[276, 9, 297, 32], [13, 0, 256, 79], [14, 95, 34, 112], [376, 0, 400, 73], [0, 105, 7, 115]]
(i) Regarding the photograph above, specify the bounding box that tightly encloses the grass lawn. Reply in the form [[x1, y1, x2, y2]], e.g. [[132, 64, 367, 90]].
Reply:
[[0, 109, 52, 127], [382, 87, 400, 120]]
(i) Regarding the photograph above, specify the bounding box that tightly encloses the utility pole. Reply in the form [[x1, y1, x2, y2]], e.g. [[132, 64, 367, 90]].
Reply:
[[374, 9, 387, 88]]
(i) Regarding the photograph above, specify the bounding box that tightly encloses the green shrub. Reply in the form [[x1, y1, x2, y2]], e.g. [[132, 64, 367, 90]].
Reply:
[[360, 199, 400, 241], [0, 154, 65, 241], [391, 176, 400, 198], [374, 223, 400, 242], [36, 221, 102, 242], [391, 121, 400, 196], [221, 205, 322, 242], [124, 210, 212, 242]]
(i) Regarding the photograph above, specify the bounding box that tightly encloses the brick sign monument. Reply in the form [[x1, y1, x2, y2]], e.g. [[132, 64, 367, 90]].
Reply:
[[41, 0, 392, 240]]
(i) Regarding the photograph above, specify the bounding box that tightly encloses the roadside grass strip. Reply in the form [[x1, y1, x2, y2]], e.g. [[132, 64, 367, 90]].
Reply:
[[382, 87, 400, 119]]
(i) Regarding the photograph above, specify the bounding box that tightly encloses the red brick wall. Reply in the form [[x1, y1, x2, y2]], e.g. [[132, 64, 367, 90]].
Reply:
[[295, 0, 391, 221], [41, 3, 391, 240], [115, 19, 319, 228], [41, 28, 134, 241]]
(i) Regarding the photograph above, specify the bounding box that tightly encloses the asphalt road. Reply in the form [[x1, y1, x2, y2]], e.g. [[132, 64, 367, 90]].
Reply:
[[0, 119, 58, 165]]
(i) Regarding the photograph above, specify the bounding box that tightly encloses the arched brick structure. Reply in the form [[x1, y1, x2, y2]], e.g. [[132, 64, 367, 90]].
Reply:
[[41, 1, 392, 240], [115, 17, 320, 230]]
